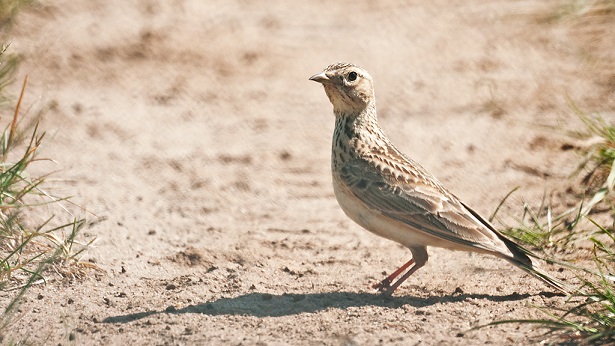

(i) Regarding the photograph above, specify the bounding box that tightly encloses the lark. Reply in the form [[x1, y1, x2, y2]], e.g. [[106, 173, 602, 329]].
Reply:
[[310, 62, 570, 296]]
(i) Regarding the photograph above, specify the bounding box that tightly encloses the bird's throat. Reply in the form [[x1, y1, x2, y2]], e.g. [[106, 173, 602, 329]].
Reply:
[[333, 103, 379, 139], [331, 104, 382, 170]]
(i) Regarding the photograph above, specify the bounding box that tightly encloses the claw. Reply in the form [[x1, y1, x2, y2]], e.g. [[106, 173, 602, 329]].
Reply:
[[371, 259, 415, 293], [372, 278, 391, 291]]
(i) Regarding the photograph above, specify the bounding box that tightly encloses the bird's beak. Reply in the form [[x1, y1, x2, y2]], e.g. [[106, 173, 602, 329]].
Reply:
[[309, 72, 329, 84]]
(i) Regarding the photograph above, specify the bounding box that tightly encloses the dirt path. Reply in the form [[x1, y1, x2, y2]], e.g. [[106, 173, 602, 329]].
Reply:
[[2, 1, 612, 344]]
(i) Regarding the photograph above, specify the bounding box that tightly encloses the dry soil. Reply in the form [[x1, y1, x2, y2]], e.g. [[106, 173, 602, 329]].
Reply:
[[2, 0, 614, 345]]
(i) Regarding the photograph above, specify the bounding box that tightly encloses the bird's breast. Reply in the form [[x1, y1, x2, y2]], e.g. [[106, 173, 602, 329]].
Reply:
[[331, 173, 441, 247]]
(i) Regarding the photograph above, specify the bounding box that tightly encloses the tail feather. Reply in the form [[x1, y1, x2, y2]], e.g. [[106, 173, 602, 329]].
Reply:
[[461, 201, 574, 295], [507, 257, 574, 295], [499, 236, 574, 295]]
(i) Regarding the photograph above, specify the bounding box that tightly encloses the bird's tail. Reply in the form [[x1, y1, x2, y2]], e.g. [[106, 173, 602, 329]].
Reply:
[[499, 236, 575, 295], [509, 257, 574, 295], [460, 201, 575, 295]]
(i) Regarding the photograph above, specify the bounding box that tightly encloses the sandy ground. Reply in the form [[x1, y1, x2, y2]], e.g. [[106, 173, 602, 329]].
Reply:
[[1, 0, 614, 344]]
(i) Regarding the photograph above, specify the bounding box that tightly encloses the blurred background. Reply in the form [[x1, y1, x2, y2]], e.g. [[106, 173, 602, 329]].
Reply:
[[0, 0, 613, 344]]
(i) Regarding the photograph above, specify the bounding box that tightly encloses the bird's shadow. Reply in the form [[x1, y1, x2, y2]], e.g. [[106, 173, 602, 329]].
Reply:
[[102, 290, 557, 324]]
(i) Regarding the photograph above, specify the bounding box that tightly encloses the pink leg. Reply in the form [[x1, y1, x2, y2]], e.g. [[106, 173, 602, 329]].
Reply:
[[372, 259, 415, 292], [382, 262, 422, 296]]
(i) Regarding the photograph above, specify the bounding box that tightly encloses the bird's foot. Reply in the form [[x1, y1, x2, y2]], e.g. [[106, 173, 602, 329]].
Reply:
[[372, 278, 391, 292]]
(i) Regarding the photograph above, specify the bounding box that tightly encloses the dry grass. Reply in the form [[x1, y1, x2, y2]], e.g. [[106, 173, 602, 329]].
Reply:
[[0, 2, 93, 342]]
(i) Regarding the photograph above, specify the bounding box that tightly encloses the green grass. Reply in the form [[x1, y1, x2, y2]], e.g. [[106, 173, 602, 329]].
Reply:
[[484, 222, 615, 344], [0, 77, 86, 284], [571, 107, 615, 212], [496, 107, 615, 254], [0, 70, 92, 343], [0, 2, 93, 343], [485, 110, 615, 344], [495, 192, 582, 252]]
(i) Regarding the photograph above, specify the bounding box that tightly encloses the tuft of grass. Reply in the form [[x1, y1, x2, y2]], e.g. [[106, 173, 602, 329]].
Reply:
[[478, 223, 615, 345], [0, 1, 92, 343], [1, 77, 79, 283], [494, 188, 590, 256], [0, 78, 94, 342], [0, 77, 94, 281], [497, 107, 615, 254], [485, 108, 615, 344], [570, 105, 615, 211]]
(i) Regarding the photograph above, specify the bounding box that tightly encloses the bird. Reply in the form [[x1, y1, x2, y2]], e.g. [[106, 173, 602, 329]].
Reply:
[[309, 62, 570, 296]]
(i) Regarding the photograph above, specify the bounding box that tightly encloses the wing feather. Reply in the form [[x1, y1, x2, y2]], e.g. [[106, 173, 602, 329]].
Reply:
[[339, 157, 508, 254]]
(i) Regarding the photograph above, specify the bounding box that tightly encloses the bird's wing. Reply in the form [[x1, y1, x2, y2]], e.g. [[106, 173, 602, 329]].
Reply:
[[339, 156, 510, 254]]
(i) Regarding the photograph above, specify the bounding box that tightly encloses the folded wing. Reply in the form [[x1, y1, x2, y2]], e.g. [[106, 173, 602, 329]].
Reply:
[[339, 156, 513, 257]]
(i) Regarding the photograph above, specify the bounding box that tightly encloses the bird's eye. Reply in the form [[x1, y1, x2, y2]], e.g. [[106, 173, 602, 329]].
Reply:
[[348, 71, 358, 82]]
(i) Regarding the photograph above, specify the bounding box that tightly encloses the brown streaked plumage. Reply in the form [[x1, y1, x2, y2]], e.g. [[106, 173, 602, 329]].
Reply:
[[309, 62, 570, 296]]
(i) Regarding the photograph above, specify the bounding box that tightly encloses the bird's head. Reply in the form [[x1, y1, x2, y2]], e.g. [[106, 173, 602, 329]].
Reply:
[[310, 63, 375, 115]]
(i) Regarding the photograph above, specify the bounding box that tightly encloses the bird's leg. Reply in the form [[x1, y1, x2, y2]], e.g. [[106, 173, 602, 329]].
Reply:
[[372, 259, 414, 292], [381, 262, 423, 297]]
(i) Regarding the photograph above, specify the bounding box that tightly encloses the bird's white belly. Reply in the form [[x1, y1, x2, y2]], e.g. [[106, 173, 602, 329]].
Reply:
[[332, 175, 439, 248]]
